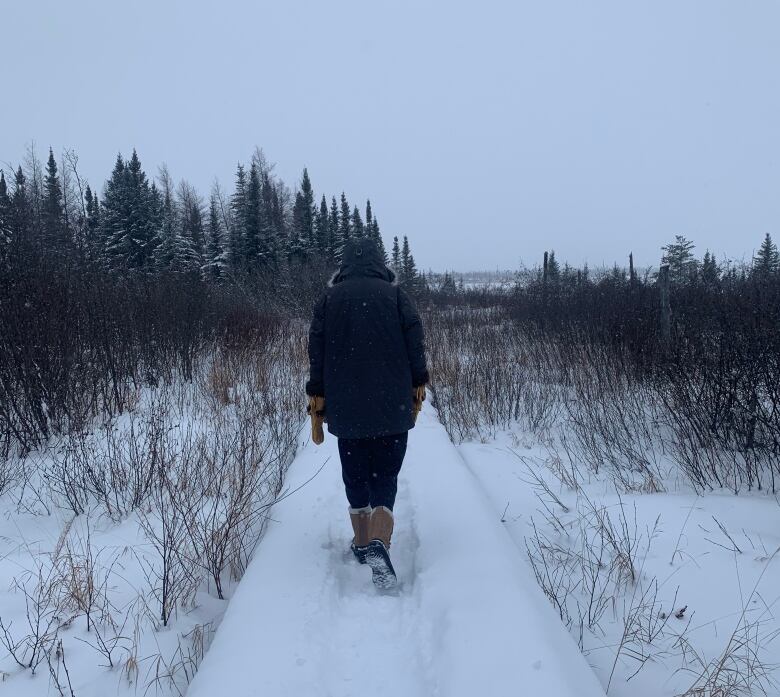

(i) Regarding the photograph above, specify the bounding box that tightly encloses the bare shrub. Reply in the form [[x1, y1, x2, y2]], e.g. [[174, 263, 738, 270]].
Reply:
[[524, 478, 647, 649], [0, 557, 63, 675]]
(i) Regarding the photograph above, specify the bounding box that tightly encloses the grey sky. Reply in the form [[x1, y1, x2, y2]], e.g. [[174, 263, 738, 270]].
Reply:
[[2, 0, 779, 271]]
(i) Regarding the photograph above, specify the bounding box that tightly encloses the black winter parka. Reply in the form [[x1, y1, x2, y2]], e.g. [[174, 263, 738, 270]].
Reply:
[[305, 239, 429, 439]]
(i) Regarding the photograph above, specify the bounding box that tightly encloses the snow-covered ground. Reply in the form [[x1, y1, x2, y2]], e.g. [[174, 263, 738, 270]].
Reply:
[[0, 345, 303, 696], [188, 407, 606, 697], [2, 389, 777, 696], [0, 502, 225, 694], [458, 437, 780, 697]]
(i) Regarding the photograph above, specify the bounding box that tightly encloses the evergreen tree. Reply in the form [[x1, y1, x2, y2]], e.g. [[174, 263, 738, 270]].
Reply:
[[300, 168, 315, 251], [441, 271, 457, 294], [149, 181, 163, 242], [701, 250, 720, 285], [261, 170, 279, 268], [43, 148, 65, 251], [339, 193, 351, 248], [11, 167, 30, 252], [153, 167, 199, 273], [367, 215, 385, 261], [102, 150, 156, 270], [365, 200, 373, 232], [127, 150, 156, 268], [99, 154, 126, 264], [329, 196, 340, 261], [290, 169, 316, 261], [229, 164, 247, 272], [391, 236, 401, 273], [661, 235, 697, 284], [400, 235, 418, 289], [0, 172, 10, 252], [154, 169, 179, 271], [178, 181, 205, 272], [205, 192, 226, 279], [545, 250, 561, 282], [83, 184, 102, 257], [351, 205, 364, 238], [244, 162, 263, 268], [290, 191, 309, 261], [753, 233, 779, 276], [315, 195, 330, 255]]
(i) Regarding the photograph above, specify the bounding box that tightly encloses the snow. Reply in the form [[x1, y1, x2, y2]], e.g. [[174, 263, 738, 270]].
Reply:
[[0, 503, 225, 695], [4, 395, 775, 696], [188, 407, 605, 697], [456, 437, 780, 697]]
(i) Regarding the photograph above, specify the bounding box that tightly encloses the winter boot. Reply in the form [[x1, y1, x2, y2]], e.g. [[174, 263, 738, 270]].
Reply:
[[365, 506, 397, 589], [349, 506, 372, 564]]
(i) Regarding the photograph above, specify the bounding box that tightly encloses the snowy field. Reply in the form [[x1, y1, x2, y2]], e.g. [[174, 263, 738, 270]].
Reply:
[[459, 436, 780, 697], [0, 340, 304, 696]]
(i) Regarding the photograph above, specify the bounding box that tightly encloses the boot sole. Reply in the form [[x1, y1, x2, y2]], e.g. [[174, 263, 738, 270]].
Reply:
[[365, 540, 397, 589], [351, 543, 369, 565]]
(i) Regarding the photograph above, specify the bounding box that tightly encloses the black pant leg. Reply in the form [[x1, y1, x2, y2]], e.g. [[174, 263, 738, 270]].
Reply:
[[367, 432, 408, 510], [338, 437, 371, 509]]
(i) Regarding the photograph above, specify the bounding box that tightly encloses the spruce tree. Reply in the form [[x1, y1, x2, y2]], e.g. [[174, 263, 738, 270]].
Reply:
[[339, 193, 351, 247], [315, 195, 330, 255], [299, 168, 315, 251], [290, 191, 309, 262], [206, 192, 225, 279], [391, 236, 401, 273], [178, 182, 205, 272], [149, 181, 163, 244], [0, 172, 11, 252], [753, 233, 779, 276], [99, 154, 128, 267], [229, 164, 247, 272], [244, 162, 262, 268], [400, 235, 418, 288], [367, 214, 386, 261], [154, 172, 178, 271], [11, 167, 30, 244], [547, 250, 561, 281], [261, 170, 279, 268], [126, 150, 156, 268], [365, 200, 373, 232], [43, 148, 65, 251], [661, 235, 697, 285], [329, 196, 340, 261], [102, 150, 156, 270], [351, 205, 364, 238], [441, 271, 457, 294], [701, 250, 720, 285], [83, 184, 101, 257]]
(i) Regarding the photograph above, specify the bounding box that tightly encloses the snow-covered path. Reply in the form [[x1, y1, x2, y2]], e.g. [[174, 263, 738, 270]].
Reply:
[[187, 408, 606, 697]]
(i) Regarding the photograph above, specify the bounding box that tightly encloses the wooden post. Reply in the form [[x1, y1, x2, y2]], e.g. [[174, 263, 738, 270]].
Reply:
[[659, 264, 671, 342]]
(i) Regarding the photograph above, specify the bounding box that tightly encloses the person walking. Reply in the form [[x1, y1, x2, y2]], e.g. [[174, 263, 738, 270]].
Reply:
[[306, 238, 428, 589]]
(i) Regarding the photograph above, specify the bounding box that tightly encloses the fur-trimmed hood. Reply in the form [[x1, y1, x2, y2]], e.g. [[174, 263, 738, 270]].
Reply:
[[328, 239, 397, 287]]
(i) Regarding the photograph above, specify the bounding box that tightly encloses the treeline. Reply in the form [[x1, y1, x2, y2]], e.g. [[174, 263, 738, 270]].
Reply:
[[426, 232, 780, 490], [0, 146, 423, 289], [508, 233, 780, 357]]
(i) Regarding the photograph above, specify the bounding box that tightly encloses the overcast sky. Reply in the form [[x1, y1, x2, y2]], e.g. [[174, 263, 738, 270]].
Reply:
[[2, 1, 778, 271]]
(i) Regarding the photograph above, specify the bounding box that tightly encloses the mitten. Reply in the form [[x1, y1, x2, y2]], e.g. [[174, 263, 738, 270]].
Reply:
[[307, 396, 325, 445], [412, 385, 426, 422]]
